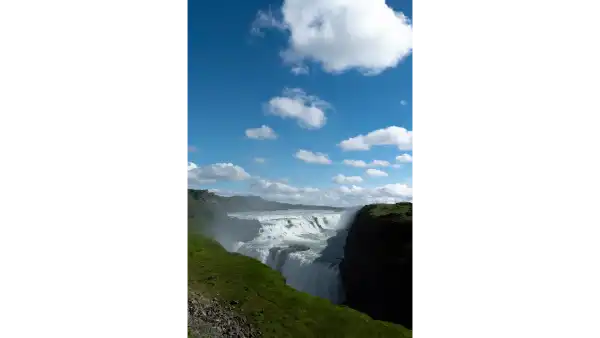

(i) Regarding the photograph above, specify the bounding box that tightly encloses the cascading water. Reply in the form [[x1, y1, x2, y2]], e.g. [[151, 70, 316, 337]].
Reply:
[[212, 208, 359, 304]]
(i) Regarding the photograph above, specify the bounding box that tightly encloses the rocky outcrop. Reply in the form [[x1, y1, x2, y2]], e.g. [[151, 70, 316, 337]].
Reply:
[[188, 290, 261, 338], [267, 244, 311, 273], [340, 203, 413, 329]]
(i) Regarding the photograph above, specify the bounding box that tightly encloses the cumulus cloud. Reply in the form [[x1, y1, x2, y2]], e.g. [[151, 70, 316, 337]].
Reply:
[[294, 149, 332, 164], [343, 159, 390, 167], [366, 168, 388, 177], [375, 183, 412, 197], [342, 159, 368, 167], [245, 125, 278, 140], [254, 157, 266, 163], [334, 183, 412, 204], [339, 126, 412, 151], [337, 184, 365, 195], [248, 179, 412, 207], [252, 0, 412, 75], [251, 179, 302, 194], [266, 88, 330, 129], [396, 153, 412, 163], [371, 160, 391, 167], [332, 174, 363, 184], [188, 162, 251, 187]]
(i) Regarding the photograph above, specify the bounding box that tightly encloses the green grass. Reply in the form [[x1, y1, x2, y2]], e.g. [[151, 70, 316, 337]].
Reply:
[[188, 232, 412, 338], [368, 202, 412, 219]]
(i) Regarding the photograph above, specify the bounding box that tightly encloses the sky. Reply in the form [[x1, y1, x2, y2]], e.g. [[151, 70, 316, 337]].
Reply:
[[188, 0, 413, 207]]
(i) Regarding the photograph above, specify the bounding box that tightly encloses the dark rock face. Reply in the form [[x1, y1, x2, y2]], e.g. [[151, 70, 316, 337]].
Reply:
[[267, 244, 310, 273], [339, 203, 412, 329]]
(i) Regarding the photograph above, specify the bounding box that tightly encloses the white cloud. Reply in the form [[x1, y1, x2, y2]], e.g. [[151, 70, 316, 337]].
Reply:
[[332, 174, 363, 184], [336, 183, 412, 204], [294, 149, 332, 164], [251, 8, 288, 35], [371, 160, 391, 167], [188, 162, 251, 187], [291, 65, 309, 75], [391, 164, 402, 168], [252, 0, 412, 75], [337, 185, 365, 195], [366, 168, 388, 177], [396, 153, 412, 163], [254, 157, 266, 163], [266, 88, 329, 129], [250, 178, 319, 196], [339, 126, 412, 151], [343, 159, 390, 167], [245, 125, 278, 140], [342, 159, 368, 167], [248, 179, 412, 207], [376, 183, 412, 197]]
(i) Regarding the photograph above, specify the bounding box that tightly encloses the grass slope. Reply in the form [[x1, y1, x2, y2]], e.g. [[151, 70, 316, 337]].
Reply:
[[188, 230, 412, 338]]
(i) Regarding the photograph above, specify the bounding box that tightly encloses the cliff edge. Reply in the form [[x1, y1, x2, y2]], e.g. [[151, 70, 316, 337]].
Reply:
[[188, 195, 412, 337], [340, 203, 413, 329]]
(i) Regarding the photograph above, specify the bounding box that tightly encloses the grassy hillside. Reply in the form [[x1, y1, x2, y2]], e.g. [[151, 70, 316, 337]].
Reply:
[[188, 195, 412, 337], [188, 230, 412, 338]]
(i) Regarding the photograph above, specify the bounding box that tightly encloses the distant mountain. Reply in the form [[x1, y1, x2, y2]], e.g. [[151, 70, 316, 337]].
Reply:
[[188, 189, 344, 217]]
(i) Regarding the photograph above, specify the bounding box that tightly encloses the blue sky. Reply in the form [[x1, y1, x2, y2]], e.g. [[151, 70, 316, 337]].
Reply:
[[188, 0, 413, 207]]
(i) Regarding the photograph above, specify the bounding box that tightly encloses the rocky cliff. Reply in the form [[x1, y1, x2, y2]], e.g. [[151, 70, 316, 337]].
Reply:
[[340, 203, 413, 329]]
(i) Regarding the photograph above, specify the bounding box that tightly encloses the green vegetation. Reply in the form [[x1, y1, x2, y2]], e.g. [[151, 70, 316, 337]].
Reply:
[[367, 202, 412, 219], [184, 193, 414, 338], [187, 192, 218, 233], [188, 230, 412, 338]]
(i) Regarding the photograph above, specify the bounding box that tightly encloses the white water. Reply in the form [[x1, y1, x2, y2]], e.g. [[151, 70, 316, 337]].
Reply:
[[216, 209, 358, 304]]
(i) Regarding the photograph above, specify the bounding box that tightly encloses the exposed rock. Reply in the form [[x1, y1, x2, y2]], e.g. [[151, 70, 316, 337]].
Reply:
[[312, 216, 324, 230], [267, 244, 311, 273], [188, 290, 261, 338], [339, 203, 413, 329]]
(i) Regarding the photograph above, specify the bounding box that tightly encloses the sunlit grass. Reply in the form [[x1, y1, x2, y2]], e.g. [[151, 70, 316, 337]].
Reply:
[[188, 231, 411, 338]]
